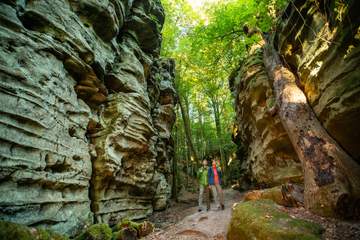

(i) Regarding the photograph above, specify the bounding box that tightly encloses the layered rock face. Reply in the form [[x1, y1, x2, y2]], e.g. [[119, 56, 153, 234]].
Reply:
[[231, 0, 360, 186], [230, 45, 303, 186], [0, 0, 176, 236], [90, 57, 176, 224], [275, 0, 360, 164]]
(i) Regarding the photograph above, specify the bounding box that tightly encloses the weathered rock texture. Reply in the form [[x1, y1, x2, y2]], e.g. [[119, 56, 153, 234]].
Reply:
[[230, 0, 360, 186], [230, 44, 303, 186], [227, 200, 323, 240], [0, 0, 176, 236], [275, 0, 360, 165]]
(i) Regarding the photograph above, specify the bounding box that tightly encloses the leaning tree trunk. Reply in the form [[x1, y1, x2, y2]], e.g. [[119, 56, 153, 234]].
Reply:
[[262, 37, 360, 217]]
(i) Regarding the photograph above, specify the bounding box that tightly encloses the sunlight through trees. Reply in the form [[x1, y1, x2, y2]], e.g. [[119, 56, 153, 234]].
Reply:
[[161, 0, 289, 187]]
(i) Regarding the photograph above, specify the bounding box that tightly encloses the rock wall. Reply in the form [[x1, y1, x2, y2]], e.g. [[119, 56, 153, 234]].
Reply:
[[0, 0, 176, 236], [230, 44, 303, 186], [230, 0, 360, 186], [275, 0, 360, 164]]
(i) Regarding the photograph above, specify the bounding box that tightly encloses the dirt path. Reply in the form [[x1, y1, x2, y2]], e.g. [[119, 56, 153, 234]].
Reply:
[[144, 189, 242, 240]]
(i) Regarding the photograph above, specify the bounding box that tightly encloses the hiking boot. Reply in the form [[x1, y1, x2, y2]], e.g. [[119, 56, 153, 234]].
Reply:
[[198, 208, 202, 212], [221, 204, 225, 210]]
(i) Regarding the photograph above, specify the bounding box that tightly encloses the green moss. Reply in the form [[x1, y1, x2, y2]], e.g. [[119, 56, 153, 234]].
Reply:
[[36, 228, 69, 240], [112, 230, 123, 240], [267, 96, 275, 109], [113, 219, 140, 233], [111, 228, 137, 240], [0, 221, 68, 240], [75, 224, 112, 240], [227, 200, 323, 240], [112, 218, 154, 239], [0, 221, 33, 240], [288, 219, 323, 236]]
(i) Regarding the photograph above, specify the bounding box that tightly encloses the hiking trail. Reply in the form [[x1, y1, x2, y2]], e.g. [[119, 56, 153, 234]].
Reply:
[[145, 189, 242, 240]]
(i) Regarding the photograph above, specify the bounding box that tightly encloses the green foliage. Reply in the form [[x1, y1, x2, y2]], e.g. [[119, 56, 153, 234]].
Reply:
[[162, 0, 289, 187], [113, 219, 140, 233], [75, 224, 112, 240], [112, 219, 154, 240], [0, 221, 69, 240]]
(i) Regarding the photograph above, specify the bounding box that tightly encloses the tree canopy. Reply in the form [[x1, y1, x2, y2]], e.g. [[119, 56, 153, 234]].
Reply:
[[161, 0, 289, 186]]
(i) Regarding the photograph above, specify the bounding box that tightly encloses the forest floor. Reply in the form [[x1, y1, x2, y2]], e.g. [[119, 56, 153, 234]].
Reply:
[[144, 188, 360, 240], [283, 206, 360, 240]]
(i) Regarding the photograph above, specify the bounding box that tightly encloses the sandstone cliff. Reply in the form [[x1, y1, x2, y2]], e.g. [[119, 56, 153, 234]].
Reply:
[[0, 0, 176, 236], [231, 44, 303, 186], [231, 0, 360, 187]]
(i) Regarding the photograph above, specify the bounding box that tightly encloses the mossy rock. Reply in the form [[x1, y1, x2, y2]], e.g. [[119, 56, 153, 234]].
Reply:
[[75, 224, 112, 240], [227, 200, 323, 240], [112, 219, 154, 239], [138, 221, 154, 237], [244, 184, 304, 207], [113, 219, 140, 233], [112, 228, 137, 240], [244, 186, 286, 206], [0, 221, 68, 240]]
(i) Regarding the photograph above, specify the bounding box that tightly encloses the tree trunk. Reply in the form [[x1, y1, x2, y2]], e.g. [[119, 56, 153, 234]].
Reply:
[[179, 95, 199, 166], [211, 98, 226, 184], [263, 37, 360, 217], [198, 108, 206, 158], [185, 144, 190, 188], [172, 124, 178, 201]]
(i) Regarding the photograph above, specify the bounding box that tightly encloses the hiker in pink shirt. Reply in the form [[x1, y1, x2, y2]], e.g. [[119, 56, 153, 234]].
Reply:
[[208, 158, 225, 210]]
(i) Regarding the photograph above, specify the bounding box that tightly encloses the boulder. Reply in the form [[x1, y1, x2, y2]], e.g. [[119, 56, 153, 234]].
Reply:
[[244, 184, 304, 207], [227, 200, 323, 240]]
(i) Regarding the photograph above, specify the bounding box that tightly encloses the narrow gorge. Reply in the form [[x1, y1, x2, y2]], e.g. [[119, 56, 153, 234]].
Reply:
[[0, 0, 359, 239]]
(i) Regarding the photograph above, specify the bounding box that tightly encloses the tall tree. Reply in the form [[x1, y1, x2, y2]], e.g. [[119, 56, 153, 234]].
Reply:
[[172, 123, 179, 201], [178, 93, 199, 165]]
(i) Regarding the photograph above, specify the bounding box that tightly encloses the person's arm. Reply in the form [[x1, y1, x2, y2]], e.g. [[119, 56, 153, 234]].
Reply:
[[207, 167, 211, 184], [219, 168, 223, 183], [197, 168, 201, 179]]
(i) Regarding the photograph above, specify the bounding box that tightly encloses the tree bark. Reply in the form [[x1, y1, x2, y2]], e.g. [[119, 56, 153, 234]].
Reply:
[[262, 37, 360, 217], [179, 95, 199, 165], [210, 97, 226, 184], [198, 108, 206, 158], [172, 124, 178, 201]]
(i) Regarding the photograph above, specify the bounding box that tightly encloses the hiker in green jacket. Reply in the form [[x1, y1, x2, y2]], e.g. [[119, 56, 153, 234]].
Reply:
[[197, 159, 210, 212]]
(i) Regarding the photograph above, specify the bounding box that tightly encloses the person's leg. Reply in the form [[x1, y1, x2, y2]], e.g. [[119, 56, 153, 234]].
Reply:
[[205, 186, 210, 210], [215, 184, 225, 209], [198, 185, 204, 211], [210, 185, 219, 208]]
